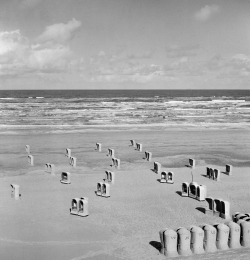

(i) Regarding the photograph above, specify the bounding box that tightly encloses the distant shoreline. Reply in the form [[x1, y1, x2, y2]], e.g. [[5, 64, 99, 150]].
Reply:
[[0, 123, 249, 135]]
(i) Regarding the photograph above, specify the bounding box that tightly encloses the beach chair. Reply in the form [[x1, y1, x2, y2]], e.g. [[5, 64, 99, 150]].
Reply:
[[189, 158, 195, 168], [167, 172, 174, 184], [70, 198, 80, 215], [60, 172, 71, 184], [28, 154, 34, 166], [220, 200, 230, 219], [214, 169, 220, 181], [225, 164, 232, 175], [105, 170, 115, 184], [188, 182, 198, 199], [154, 162, 161, 174], [159, 228, 178, 257], [181, 182, 189, 197], [25, 145, 30, 154], [214, 198, 222, 217], [96, 143, 102, 152], [130, 140, 136, 147], [10, 184, 21, 200], [69, 156, 77, 167], [160, 171, 167, 183], [65, 148, 71, 157], [78, 197, 89, 217], [96, 182, 103, 196], [205, 197, 214, 215], [189, 225, 205, 254], [176, 227, 192, 256], [45, 163, 55, 174], [101, 183, 110, 198], [197, 185, 207, 201]]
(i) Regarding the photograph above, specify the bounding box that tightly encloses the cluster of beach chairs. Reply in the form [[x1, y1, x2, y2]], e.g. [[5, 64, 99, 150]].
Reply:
[[9, 139, 249, 259], [94, 144, 120, 198], [65, 148, 77, 168], [160, 221, 250, 257], [233, 212, 250, 224], [131, 139, 175, 184], [205, 197, 230, 219], [129, 139, 249, 257], [11, 145, 78, 202], [64, 148, 87, 216], [10, 145, 35, 198], [66, 144, 120, 215], [70, 197, 89, 217], [181, 182, 207, 201], [155, 158, 249, 257], [25, 145, 34, 166], [81, 169, 114, 199], [204, 164, 233, 182], [11, 143, 120, 217]]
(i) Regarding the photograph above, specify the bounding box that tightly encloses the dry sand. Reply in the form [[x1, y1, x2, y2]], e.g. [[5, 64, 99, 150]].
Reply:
[[0, 128, 250, 260]]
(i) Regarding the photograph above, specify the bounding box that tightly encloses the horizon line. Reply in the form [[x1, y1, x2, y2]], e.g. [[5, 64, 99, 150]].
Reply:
[[1, 89, 250, 91]]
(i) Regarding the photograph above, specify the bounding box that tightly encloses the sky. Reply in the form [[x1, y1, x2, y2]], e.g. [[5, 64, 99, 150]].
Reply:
[[0, 0, 250, 89]]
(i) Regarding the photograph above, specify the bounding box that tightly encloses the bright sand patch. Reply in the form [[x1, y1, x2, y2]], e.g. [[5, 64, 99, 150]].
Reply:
[[0, 129, 250, 260]]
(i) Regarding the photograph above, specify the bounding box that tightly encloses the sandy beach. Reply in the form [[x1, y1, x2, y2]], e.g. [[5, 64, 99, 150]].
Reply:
[[0, 128, 250, 260], [1, 0, 250, 258]]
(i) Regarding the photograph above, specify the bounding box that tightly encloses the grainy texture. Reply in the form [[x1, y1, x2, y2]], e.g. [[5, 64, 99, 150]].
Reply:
[[0, 129, 250, 260]]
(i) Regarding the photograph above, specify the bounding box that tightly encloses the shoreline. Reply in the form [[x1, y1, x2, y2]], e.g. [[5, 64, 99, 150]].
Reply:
[[0, 128, 250, 177], [0, 123, 250, 136]]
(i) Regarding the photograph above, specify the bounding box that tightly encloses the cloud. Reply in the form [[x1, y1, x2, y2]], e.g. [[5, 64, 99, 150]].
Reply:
[[0, 19, 82, 77], [127, 51, 153, 60], [194, 5, 220, 21], [229, 54, 250, 76], [87, 71, 174, 84], [0, 30, 27, 56], [203, 53, 250, 80], [231, 54, 250, 66], [165, 44, 200, 58], [205, 55, 225, 71], [37, 18, 82, 44], [0, 30, 29, 71], [85, 51, 250, 84], [82, 51, 174, 83], [27, 44, 72, 72]]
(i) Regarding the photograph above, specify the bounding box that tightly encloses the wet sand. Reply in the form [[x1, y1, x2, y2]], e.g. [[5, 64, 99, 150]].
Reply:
[[0, 128, 250, 259]]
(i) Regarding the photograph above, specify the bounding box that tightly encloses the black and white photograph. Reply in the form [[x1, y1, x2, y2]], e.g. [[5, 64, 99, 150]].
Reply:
[[0, 1, 250, 259]]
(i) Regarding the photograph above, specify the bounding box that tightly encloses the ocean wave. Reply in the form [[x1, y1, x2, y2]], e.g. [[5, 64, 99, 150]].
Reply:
[[0, 92, 250, 128], [0, 98, 16, 100], [211, 99, 245, 103]]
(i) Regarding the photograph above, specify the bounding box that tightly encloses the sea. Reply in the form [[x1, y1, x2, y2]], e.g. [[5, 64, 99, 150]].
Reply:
[[0, 89, 250, 134]]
